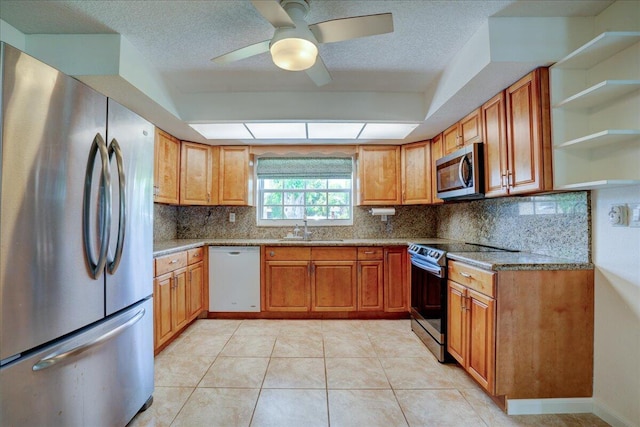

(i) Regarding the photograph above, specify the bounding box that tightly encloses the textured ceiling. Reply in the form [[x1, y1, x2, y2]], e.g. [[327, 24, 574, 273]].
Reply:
[[0, 0, 615, 141]]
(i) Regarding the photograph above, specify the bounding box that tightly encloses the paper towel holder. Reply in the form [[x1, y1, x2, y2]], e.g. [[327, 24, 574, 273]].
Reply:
[[369, 207, 396, 222]]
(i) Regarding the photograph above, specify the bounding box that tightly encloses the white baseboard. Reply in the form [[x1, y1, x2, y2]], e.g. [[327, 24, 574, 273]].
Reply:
[[593, 399, 636, 427], [506, 398, 593, 415]]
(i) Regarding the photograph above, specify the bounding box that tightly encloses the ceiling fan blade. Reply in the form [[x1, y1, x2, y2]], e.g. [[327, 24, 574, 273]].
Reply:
[[211, 40, 271, 64], [251, 0, 295, 28], [309, 13, 393, 44], [306, 56, 332, 87]]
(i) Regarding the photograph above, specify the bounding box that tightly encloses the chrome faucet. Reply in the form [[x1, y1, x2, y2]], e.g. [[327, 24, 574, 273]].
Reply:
[[302, 217, 312, 241]]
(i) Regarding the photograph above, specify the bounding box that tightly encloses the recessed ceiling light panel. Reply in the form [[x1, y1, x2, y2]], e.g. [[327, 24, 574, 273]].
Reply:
[[245, 122, 307, 139], [307, 122, 365, 139], [189, 123, 252, 139], [358, 123, 420, 139]]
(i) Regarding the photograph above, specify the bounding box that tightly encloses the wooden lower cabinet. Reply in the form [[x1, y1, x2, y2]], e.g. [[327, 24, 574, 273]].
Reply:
[[311, 260, 357, 311], [384, 247, 409, 312], [448, 280, 495, 391], [264, 261, 310, 311], [262, 246, 406, 314], [447, 259, 594, 402], [154, 272, 173, 348], [358, 260, 384, 311], [187, 261, 204, 319], [154, 248, 206, 353]]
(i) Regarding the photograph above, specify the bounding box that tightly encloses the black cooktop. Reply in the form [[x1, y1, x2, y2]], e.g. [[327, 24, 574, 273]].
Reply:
[[424, 243, 518, 253]]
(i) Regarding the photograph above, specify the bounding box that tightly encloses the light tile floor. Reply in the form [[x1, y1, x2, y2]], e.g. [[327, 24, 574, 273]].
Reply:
[[128, 319, 609, 427]]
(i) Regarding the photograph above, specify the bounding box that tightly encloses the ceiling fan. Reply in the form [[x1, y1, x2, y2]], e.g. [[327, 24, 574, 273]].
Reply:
[[211, 0, 394, 86]]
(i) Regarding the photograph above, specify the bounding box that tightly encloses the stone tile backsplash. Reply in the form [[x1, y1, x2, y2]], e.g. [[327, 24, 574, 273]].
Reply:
[[154, 191, 590, 262], [175, 205, 437, 240], [435, 191, 590, 262]]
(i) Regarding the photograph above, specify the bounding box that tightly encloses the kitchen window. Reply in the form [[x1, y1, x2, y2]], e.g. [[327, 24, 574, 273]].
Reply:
[[256, 157, 354, 226]]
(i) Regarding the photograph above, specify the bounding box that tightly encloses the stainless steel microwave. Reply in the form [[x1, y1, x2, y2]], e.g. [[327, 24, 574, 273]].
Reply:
[[435, 142, 484, 200]]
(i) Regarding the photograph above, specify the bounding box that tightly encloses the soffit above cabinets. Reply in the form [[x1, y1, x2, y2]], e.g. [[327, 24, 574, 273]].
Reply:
[[0, 0, 614, 144]]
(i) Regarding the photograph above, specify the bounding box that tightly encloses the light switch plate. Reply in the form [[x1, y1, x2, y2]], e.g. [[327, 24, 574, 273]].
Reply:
[[608, 204, 627, 226], [629, 204, 640, 228]]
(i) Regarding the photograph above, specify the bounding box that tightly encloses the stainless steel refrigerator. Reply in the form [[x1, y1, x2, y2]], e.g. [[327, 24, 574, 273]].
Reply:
[[0, 43, 154, 426]]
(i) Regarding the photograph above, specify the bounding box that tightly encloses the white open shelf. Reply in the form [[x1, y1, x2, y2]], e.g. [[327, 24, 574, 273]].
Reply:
[[553, 80, 640, 110], [555, 180, 640, 191], [555, 130, 640, 150], [553, 32, 640, 69]]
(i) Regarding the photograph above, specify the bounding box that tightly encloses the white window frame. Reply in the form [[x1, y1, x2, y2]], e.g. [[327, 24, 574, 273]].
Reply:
[[256, 175, 354, 227]]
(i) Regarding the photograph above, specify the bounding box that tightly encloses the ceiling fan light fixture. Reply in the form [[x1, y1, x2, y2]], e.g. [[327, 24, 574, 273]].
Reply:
[[270, 37, 318, 71]]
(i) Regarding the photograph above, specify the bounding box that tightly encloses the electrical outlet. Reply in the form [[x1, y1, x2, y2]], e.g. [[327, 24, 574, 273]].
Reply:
[[629, 204, 640, 228], [608, 204, 627, 227], [229, 212, 236, 223]]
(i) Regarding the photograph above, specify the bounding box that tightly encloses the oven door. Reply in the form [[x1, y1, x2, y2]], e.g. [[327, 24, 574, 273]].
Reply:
[[410, 257, 449, 362]]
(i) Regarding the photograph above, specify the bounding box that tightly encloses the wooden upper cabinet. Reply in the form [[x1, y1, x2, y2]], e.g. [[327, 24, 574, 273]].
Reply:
[[401, 140, 432, 205], [505, 68, 552, 195], [358, 146, 401, 205], [430, 133, 444, 204], [219, 146, 251, 206], [482, 91, 509, 198], [154, 128, 180, 204], [443, 108, 483, 155], [180, 142, 218, 205]]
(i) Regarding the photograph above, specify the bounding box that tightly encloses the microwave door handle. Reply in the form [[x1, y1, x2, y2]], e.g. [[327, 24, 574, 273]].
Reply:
[[458, 155, 465, 187], [458, 154, 471, 187]]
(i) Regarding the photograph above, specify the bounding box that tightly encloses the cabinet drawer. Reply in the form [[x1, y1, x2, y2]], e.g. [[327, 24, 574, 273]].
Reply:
[[264, 246, 311, 261], [187, 247, 204, 265], [155, 252, 188, 276], [357, 247, 383, 260], [448, 260, 495, 298], [312, 247, 357, 261]]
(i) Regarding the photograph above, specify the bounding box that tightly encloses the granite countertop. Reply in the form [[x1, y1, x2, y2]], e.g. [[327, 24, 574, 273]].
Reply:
[[153, 238, 452, 257], [153, 238, 593, 271], [446, 251, 593, 271]]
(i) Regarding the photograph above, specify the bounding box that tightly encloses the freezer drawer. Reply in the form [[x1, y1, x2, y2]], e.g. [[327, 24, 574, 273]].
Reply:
[[0, 298, 154, 427], [209, 246, 260, 312]]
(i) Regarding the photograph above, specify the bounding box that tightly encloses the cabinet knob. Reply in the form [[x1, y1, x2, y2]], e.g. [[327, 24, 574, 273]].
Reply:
[[460, 272, 472, 278], [269, 251, 275, 257]]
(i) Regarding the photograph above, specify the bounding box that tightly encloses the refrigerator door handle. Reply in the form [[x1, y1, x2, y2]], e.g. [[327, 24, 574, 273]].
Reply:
[[83, 133, 111, 279], [32, 307, 145, 372], [107, 138, 126, 275]]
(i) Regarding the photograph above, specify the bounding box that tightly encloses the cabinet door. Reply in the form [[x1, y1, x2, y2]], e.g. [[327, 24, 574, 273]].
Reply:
[[265, 261, 310, 311], [443, 123, 461, 155], [154, 128, 180, 204], [154, 273, 173, 350], [506, 68, 552, 195], [311, 261, 357, 311], [358, 260, 384, 311], [384, 247, 408, 312], [180, 142, 216, 205], [460, 108, 482, 145], [187, 261, 204, 320], [401, 141, 432, 204], [447, 280, 466, 366], [219, 146, 250, 205], [172, 267, 189, 330], [466, 288, 495, 393], [358, 146, 401, 205], [430, 134, 444, 204], [482, 91, 509, 198]]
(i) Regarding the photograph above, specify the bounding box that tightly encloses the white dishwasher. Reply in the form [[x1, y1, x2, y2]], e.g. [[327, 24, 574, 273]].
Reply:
[[209, 246, 261, 312]]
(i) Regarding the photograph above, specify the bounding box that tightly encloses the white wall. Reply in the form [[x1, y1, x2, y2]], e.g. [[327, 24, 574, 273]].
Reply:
[[592, 185, 640, 427]]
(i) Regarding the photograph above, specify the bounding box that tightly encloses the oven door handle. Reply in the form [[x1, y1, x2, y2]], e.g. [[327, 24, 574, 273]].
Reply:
[[410, 257, 444, 277]]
